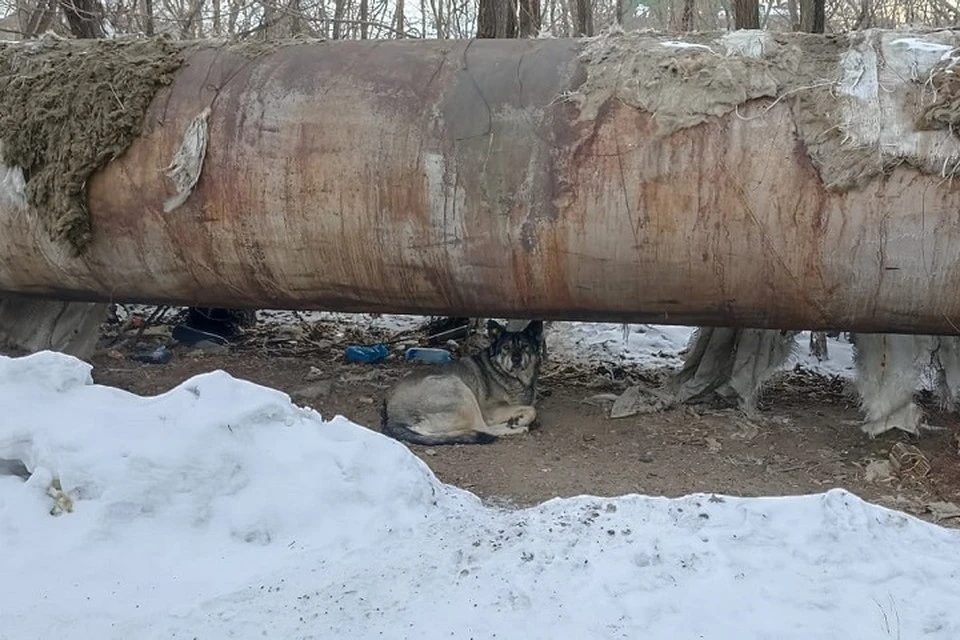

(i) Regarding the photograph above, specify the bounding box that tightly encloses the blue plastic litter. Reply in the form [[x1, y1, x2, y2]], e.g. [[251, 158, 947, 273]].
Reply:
[[130, 345, 172, 365], [345, 344, 389, 364], [405, 347, 452, 364]]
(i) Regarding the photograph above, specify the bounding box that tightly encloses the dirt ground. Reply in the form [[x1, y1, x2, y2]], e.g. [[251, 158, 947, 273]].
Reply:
[[87, 316, 960, 529]]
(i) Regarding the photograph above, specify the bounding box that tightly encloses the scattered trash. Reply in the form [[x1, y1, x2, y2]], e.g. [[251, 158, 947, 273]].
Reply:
[[730, 420, 760, 441], [889, 442, 931, 480], [129, 346, 172, 365], [405, 347, 452, 364], [864, 459, 894, 483], [172, 324, 229, 347], [609, 384, 671, 419], [193, 340, 229, 355], [345, 344, 389, 364], [582, 393, 619, 407], [925, 501, 960, 523], [705, 437, 723, 454], [46, 477, 73, 516], [305, 366, 325, 381]]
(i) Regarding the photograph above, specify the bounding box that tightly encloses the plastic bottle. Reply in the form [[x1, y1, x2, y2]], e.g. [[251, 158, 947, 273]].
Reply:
[[405, 347, 452, 364], [345, 344, 389, 364]]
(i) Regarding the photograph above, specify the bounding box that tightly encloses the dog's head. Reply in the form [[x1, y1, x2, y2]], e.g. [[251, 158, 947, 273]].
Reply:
[[486, 320, 544, 379]]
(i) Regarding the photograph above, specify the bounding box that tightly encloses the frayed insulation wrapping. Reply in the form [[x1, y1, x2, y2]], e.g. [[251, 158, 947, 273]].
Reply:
[[0, 141, 26, 210], [670, 328, 799, 412], [850, 333, 934, 436], [164, 106, 211, 213], [0, 296, 107, 360], [575, 29, 960, 189]]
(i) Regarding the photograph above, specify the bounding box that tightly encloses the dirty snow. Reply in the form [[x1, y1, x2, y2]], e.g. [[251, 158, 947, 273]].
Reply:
[[2, 350, 959, 639]]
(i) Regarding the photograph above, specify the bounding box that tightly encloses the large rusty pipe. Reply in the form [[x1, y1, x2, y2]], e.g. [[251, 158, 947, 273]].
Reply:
[[3, 31, 960, 333]]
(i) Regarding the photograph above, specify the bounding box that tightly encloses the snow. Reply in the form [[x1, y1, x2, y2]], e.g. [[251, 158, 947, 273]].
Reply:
[[2, 350, 959, 639], [545, 322, 855, 380], [888, 37, 955, 55], [660, 40, 715, 52]]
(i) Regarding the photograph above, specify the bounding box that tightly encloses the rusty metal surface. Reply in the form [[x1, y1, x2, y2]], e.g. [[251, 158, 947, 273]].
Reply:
[[2, 37, 960, 333]]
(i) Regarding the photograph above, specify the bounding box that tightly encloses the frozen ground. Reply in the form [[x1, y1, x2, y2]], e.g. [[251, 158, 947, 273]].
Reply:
[[2, 350, 959, 639]]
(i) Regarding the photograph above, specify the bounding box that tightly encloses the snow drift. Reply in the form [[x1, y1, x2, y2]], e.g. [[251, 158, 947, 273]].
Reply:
[[0, 350, 958, 639]]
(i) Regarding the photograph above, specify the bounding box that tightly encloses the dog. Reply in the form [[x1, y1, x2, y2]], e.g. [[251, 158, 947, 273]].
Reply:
[[381, 320, 544, 446]]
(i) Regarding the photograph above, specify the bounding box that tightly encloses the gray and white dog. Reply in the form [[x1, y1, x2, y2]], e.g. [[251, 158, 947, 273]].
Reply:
[[381, 320, 544, 446]]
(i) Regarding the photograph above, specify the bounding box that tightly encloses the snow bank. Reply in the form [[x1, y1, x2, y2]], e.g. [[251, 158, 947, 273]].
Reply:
[[3, 351, 957, 639], [0, 351, 459, 637]]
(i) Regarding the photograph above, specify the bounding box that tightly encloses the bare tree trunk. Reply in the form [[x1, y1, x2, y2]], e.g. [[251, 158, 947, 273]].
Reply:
[[573, 0, 592, 35], [809, 331, 829, 361], [261, 0, 275, 37], [731, 0, 759, 28], [681, 0, 695, 30], [359, 0, 368, 37], [181, 0, 204, 37], [854, 0, 872, 29], [22, 0, 59, 37], [290, 0, 302, 35], [786, 0, 799, 29], [518, 0, 540, 36], [433, 0, 444, 37], [478, 0, 517, 38], [210, 0, 219, 35], [332, 0, 347, 38], [59, 0, 105, 37], [228, 0, 242, 35], [394, 0, 404, 36], [718, 0, 731, 29], [615, 0, 629, 25], [799, 0, 825, 32]]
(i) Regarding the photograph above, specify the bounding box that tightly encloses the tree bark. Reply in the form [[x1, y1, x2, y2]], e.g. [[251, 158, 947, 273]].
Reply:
[[22, 0, 59, 37], [58, 0, 105, 38], [518, 0, 540, 37], [332, 0, 347, 38], [799, 0, 825, 33], [478, 0, 518, 38], [809, 331, 829, 361], [731, 0, 759, 29], [394, 0, 404, 37], [681, 0, 695, 30], [573, 0, 592, 36], [786, 0, 799, 30]]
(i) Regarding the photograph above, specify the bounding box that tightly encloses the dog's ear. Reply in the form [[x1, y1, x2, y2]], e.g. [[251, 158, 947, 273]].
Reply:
[[524, 320, 544, 343], [487, 319, 506, 339]]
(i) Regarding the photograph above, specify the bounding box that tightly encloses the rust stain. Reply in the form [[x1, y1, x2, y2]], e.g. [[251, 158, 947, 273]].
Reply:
[[4, 38, 960, 332]]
